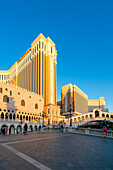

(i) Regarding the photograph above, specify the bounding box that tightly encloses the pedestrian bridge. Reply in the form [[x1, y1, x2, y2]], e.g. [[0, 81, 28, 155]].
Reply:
[[71, 108, 113, 125]]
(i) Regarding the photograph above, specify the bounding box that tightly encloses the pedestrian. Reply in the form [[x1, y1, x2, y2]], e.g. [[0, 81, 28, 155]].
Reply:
[[24, 124, 28, 135], [39, 125, 41, 133], [103, 126, 107, 137], [2, 126, 6, 135], [6, 127, 8, 134], [61, 124, 63, 133]]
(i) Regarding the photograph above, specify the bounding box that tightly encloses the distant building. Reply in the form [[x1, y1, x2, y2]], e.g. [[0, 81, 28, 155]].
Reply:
[[61, 83, 88, 118], [88, 97, 109, 112]]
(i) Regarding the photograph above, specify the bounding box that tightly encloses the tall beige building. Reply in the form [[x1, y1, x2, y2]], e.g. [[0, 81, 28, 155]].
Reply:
[[0, 34, 60, 124], [61, 83, 88, 115], [0, 33, 57, 106]]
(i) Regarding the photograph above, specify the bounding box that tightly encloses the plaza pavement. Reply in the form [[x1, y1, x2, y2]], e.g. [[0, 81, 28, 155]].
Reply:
[[0, 132, 113, 170]]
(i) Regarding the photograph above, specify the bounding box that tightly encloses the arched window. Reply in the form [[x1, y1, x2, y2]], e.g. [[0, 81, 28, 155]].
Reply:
[[5, 113, 8, 119], [26, 116, 28, 121], [95, 110, 99, 117], [3, 95, 9, 103], [10, 113, 12, 119], [21, 100, 25, 106], [0, 88, 3, 93], [35, 103, 38, 109], [13, 114, 15, 120], [10, 91, 12, 96], [1, 112, 4, 119]]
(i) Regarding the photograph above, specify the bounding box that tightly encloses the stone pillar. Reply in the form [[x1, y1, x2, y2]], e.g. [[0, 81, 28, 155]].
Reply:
[[4, 114, 5, 121]]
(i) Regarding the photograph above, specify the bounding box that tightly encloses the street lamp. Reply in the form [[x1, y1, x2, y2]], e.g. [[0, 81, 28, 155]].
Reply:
[[42, 111, 46, 127]]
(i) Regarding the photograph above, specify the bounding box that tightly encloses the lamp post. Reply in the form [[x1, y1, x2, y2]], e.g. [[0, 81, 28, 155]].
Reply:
[[42, 111, 46, 127]]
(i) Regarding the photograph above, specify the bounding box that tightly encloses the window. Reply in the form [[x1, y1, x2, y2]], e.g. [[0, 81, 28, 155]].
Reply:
[[37, 44, 38, 51], [18, 92, 20, 95], [3, 95, 9, 103], [0, 88, 3, 93], [35, 103, 38, 109], [51, 47, 52, 53], [33, 48, 34, 55], [29, 96, 31, 98], [35, 46, 36, 53], [21, 100, 25, 106], [42, 42, 44, 49], [10, 91, 12, 96], [39, 41, 41, 48]]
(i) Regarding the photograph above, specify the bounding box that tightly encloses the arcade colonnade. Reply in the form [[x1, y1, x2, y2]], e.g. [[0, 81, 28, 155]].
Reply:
[[71, 109, 113, 123]]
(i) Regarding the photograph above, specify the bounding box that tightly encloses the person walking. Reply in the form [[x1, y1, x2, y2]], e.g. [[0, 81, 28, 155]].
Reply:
[[39, 125, 41, 133], [61, 125, 64, 133], [103, 126, 107, 137], [24, 124, 28, 135]]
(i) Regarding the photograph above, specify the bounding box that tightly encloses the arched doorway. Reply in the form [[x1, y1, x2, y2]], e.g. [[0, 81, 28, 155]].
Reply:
[[90, 114, 92, 119], [82, 116, 84, 121], [102, 114, 105, 117], [17, 125, 21, 133], [29, 125, 33, 132], [1, 112, 4, 119], [9, 125, 15, 134], [95, 110, 99, 117], [34, 125, 37, 131], [106, 114, 109, 118]]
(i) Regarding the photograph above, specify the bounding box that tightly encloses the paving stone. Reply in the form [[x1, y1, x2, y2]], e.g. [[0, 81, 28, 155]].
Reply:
[[0, 132, 113, 169]]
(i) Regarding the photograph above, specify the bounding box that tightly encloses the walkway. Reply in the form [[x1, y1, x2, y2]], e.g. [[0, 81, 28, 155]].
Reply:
[[0, 133, 113, 170]]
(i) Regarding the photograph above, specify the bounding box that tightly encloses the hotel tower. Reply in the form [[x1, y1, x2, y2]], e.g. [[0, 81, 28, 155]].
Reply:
[[0, 34, 60, 124]]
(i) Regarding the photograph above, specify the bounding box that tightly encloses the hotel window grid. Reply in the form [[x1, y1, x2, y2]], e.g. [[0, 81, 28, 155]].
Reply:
[[42, 42, 44, 49], [51, 47, 52, 53], [39, 41, 41, 49], [35, 46, 36, 53]]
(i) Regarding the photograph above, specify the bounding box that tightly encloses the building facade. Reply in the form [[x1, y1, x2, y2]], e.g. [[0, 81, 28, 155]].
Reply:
[[0, 33, 57, 106], [61, 83, 88, 117], [88, 97, 109, 112], [0, 34, 61, 125], [0, 82, 44, 134]]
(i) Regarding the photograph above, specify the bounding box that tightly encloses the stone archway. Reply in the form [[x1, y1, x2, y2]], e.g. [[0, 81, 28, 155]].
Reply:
[[9, 125, 15, 134], [34, 125, 37, 131], [17, 125, 21, 134], [95, 110, 99, 117], [29, 125, 33, 132]]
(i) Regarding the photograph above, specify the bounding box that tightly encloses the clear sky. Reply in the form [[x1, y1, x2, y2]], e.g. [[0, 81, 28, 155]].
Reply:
[[0, 0, 113, 112]]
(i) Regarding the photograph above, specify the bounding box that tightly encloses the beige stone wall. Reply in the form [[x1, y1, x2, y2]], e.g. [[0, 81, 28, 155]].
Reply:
[[88, 97, 106, 112], [0, 82, 44, 115], [44, 104, 60, 125]]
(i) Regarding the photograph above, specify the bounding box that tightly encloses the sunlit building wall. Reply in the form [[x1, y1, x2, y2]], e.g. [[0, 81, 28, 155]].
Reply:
[[61, 83, 88, 115], [0, 33, 57, 106]]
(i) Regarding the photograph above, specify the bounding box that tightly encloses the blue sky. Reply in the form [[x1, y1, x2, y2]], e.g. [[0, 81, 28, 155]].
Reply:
[[0, 0, 113, 112]]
